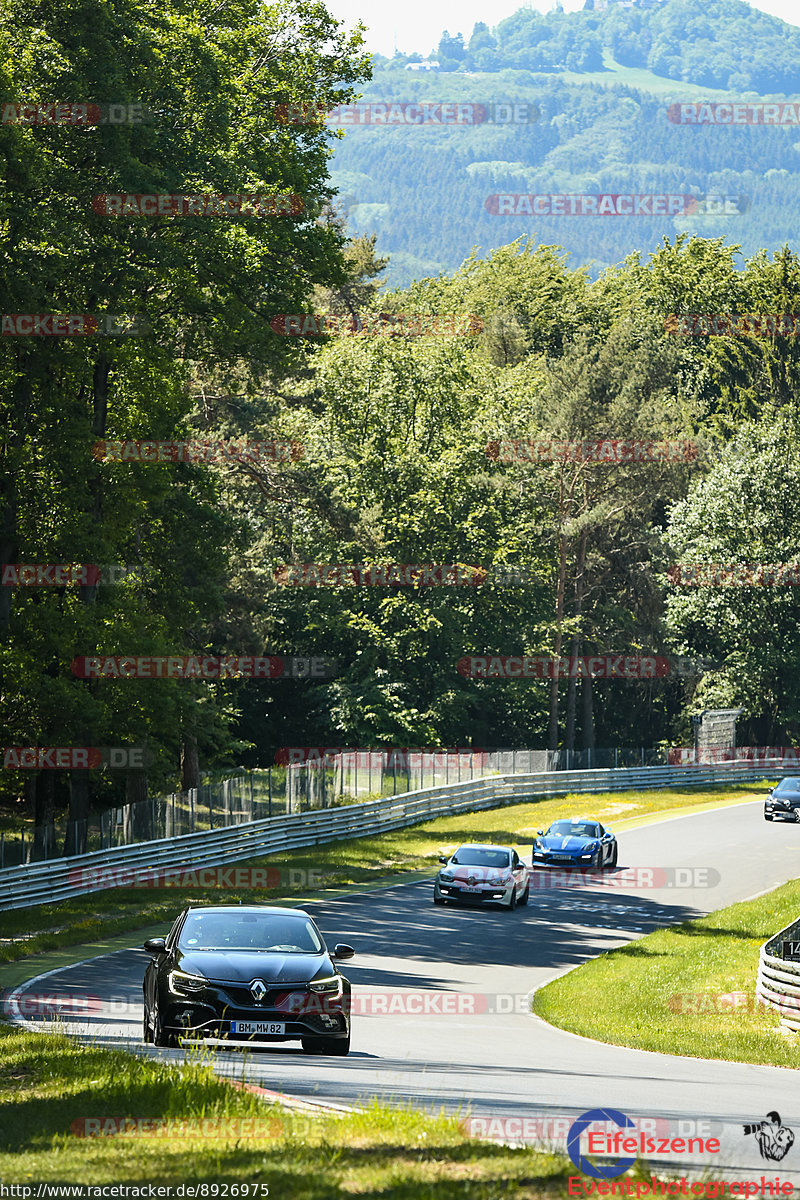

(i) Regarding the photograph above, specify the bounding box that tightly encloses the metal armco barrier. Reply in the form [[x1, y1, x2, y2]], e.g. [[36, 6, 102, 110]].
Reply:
[[757, 916, 800, 1032], [0, 762, 786, 912]]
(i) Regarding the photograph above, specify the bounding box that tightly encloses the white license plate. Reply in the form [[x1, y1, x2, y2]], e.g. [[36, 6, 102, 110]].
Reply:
[[461, 885, 484, 893], [230, 1020, 285, 1035]]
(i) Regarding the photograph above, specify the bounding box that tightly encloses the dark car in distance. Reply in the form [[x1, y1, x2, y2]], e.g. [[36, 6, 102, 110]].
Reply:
[[765, 778, 800, 822], [143, 905, 354, 1054]]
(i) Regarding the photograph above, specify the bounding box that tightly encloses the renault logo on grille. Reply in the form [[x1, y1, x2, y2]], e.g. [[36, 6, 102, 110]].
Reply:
[[250, 979, 267, 1003]]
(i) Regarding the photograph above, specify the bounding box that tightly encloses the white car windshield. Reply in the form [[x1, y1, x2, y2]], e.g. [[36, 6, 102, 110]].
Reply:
[[179, 912, 324, 953], [450, 848, 511, 867]]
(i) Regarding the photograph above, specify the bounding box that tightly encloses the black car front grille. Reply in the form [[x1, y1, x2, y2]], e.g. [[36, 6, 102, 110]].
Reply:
[[218, 984, 295, 1008]]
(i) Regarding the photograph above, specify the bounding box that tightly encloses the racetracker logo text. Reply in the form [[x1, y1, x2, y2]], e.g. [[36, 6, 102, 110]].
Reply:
[[668, 102, 800, 125], [1, 314, 144, 336], [1, 102, 150, 124], [665, 315, 800, 337], [70, 655, 335, 679], [486, 440, 699, 464], [91, 193, 305, 216], [668, 564, 800, 586], [270, 313, 483, 336], [484, 194, 748, 217], [458, 655, 676, 679], [274, 101, 539, 125], [92, 439, 302, 463]]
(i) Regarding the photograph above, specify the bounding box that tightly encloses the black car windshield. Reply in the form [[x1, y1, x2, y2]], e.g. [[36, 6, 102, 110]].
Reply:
[[774, 779, 800, 796], [548, 821, 599, 838], [450, 848, 511, 867], [178, 912, 324, 953]]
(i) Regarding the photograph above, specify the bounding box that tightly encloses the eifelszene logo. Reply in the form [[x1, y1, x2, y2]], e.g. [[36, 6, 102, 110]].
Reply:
[[567, 1109, 721, 1178], [742, 1113, 794, 1162]]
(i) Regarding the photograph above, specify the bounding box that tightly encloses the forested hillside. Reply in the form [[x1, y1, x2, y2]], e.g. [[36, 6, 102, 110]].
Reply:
[[4, 0, 800, 841], [329, 0, 800, 285]]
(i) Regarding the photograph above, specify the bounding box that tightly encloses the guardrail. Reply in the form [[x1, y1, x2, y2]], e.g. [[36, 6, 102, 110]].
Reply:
[[0, 761, 784, 912], [757, 916, 800, 1032]]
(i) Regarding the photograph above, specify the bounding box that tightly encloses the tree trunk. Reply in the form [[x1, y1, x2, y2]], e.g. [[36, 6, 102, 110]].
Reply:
[[564, 527, 589, 752], [548, 530, 568, 752], [582, 671, 595, 750], [64, 770, 90, 856], [32, 771, 57, 860], [65, 353, 112, 854], [181, 732, 200, 792], [123, 770, 152, 843]]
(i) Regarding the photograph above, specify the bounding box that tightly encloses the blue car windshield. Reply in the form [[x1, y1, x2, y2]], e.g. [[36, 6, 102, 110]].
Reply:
[[548, 821, 599, 838], [179, 912, 324, 953]]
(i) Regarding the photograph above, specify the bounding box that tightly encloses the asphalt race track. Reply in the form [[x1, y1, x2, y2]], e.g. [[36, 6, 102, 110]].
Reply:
[[10, 799, 800, 1179]]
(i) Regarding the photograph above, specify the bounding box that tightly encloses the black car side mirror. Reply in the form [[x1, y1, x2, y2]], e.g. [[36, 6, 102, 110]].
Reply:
[[438, 855, 448, 864], [332, 944, 355, 960], [144, 937, 167, 956], [536, 829, 544, 836]]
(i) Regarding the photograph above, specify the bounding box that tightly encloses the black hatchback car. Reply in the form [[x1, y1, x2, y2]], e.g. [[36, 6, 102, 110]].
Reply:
[[143, 905, 354, 1054], [765, 778, 800, 822]]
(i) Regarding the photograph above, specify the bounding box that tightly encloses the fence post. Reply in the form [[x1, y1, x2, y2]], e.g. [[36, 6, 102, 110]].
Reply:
[[209, 788, 213, 829], [268, 768, 272, 817], [190, 788, 195, 833]]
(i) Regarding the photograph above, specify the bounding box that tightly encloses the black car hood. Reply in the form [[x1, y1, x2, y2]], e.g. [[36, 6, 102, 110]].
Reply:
[[176, 949, 332, 984]]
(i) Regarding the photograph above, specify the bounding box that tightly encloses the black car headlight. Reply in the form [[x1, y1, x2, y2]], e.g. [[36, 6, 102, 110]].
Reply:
[[168, 970, 207, 995], [309, 975, 343, 998]]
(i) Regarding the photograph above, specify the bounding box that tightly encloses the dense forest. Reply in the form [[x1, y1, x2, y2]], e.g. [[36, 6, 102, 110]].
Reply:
[[4, 0, 800, 841]]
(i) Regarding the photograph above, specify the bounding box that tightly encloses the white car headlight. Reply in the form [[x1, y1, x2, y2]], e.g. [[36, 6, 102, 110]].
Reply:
[[439, 872, 455, 882]]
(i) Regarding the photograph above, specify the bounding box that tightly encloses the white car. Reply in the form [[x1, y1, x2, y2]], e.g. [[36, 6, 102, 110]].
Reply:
[[433, 843, 529, 909]]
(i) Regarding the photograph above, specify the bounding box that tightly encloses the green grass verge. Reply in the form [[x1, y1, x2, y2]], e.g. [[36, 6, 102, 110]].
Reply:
[[533, 877, 800, 1069], [0, 783, 768, 973], [0, 1023, 579, 1193]]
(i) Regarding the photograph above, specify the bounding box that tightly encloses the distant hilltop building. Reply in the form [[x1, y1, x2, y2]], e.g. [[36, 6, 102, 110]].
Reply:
[[405, 60, 440, 71]]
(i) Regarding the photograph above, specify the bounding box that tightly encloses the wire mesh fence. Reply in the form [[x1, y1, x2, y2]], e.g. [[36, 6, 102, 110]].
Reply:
[[1, 746, 674, 866]]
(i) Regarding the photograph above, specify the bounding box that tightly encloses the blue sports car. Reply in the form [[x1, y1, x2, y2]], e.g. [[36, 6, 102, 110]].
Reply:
[[532, 818, 617, 870]]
